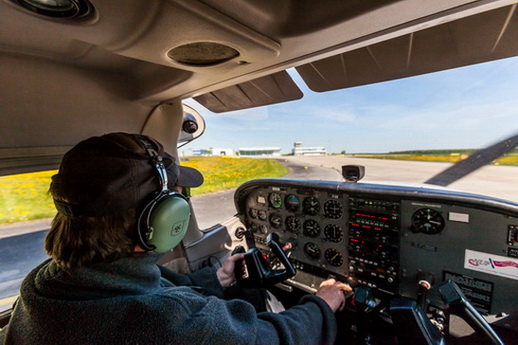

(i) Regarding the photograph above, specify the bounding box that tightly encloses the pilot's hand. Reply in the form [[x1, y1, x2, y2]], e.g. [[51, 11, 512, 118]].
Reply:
[[315, 278, 352, 312], [216, 253, 245, 287]]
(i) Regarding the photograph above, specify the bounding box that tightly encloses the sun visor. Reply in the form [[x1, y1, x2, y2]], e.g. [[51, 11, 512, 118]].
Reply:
[[193, 70, 303, 113], [296, 4, 518, 92]]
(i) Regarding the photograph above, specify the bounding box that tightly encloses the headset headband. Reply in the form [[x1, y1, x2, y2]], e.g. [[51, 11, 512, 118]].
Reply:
[[134, 135, 169, 193]]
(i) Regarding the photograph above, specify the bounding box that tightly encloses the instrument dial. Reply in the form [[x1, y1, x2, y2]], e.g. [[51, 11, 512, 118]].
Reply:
[[257, 210, 267, 221], [324, 224, 344, 243], [411, 208, 445, 234], [286, 216, 301, 233], [303, 197, 320, 216], [325, 248, 343, 267], [324, 200, 343, 219], [303, 219, 321, 238], [269, 192, 282, 209], [269, 213, 282, 228], [259, 225, 268, 234], [304, 242, 322, 260], [285, 194, 300, 212], [248, 208, 258, 219], [248, 222, 258, 232]]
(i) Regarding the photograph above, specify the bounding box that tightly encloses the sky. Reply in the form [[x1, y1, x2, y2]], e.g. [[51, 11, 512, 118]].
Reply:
[[183, 57, 518, 154]]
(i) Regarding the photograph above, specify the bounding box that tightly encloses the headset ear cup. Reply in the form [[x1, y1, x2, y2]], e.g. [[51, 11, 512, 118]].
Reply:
[[145, 194, 191, 253]]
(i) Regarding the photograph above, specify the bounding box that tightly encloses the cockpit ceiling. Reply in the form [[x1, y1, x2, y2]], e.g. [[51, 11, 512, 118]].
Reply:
[[195, 4, 518, 111]]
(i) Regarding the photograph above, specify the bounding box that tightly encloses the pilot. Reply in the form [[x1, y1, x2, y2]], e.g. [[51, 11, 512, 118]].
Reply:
[[0, 132, 350, 344]]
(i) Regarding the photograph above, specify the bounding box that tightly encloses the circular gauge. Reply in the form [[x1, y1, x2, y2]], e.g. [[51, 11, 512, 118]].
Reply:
[[303, 196, 320, 216], [412, 208, 445, 234], [286, 216, 301, 233], [248, 208, 258, 219], [324, 224, 344, 243], [248, 222, 258, 232], [325, 248, 343, 267], [269, 192, 282, 209], [285, 194, 300, 212], [269, 213, 283, 228], [259, 224, 268, 235], [324, 200, 343, 219], [303, 219, 321, 238], [257, 210, 267, 221], [304, 242, 322, 260]]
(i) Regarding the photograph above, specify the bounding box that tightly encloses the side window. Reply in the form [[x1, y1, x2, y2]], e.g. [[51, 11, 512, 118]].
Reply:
[[0, 171, 54, 312]]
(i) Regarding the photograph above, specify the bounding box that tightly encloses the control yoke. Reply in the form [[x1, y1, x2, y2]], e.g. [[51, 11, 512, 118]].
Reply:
[[439, 280, 505, 345], [235, 233, 296, 288], [390, 280, 505, 345]]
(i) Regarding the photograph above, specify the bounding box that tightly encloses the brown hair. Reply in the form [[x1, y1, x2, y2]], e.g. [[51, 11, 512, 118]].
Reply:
[[45, 183, 138, 269]]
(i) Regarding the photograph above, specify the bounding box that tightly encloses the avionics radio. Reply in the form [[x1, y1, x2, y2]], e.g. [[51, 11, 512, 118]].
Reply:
[[347, 198, 400, 294]]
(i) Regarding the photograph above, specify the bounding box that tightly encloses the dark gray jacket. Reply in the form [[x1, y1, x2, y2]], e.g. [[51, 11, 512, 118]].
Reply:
[[0, 253, 336, 344]]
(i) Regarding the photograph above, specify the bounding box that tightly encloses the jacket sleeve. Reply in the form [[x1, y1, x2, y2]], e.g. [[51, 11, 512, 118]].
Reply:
[[158, 265, 225, 298], [163, 289, 337, 345], [256, 294, 337, 345]]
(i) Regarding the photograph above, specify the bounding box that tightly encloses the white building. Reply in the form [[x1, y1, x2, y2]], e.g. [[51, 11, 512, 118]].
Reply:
[[179, 148, 210, 156], [292, 142, 326, 156], [211, 148, 235, 156], [238, 147, 281, 157]]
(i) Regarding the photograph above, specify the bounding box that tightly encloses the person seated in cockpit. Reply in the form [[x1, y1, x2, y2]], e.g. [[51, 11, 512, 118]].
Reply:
[[0, 132, 351, 345]]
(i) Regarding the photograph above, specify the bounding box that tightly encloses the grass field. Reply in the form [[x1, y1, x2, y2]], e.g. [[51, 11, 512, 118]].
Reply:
[[181, 156, 288, 194], [0, 157, 288, 224], [0, 171, 56, 224]]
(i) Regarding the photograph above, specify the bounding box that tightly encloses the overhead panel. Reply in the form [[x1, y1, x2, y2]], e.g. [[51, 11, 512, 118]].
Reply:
[[296, 4, 518, 92], [193, 71, 303, 113]]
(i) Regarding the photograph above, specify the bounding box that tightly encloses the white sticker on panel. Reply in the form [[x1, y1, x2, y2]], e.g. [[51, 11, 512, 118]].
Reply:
[[449, 212, 469, 223], [464, 249, 518, 281]]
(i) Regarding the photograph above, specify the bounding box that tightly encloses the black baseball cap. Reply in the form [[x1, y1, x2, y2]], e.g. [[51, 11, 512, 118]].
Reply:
[[51, 132, 203, 217]]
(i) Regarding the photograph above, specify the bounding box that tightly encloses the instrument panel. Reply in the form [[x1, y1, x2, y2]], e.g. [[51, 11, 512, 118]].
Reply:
[[235, 179, 518, 315]]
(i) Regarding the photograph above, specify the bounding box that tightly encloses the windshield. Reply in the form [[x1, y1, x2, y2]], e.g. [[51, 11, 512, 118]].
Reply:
[[185, 57, 518, 205]]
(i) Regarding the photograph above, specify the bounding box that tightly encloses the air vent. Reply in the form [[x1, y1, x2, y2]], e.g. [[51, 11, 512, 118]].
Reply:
[[168, 42, 240, 67], [10, 0, 94, 19]]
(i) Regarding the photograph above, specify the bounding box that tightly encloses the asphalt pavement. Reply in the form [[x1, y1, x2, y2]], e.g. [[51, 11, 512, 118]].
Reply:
[[284, 156, 518, 202], [0, 230, 48, 310]]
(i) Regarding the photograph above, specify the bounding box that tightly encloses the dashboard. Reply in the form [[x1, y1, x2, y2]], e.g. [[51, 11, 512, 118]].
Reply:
[[234, 178, 518, 315]]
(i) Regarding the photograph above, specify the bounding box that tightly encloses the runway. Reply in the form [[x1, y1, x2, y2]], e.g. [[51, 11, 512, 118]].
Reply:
[[283, 155, 518, 203]]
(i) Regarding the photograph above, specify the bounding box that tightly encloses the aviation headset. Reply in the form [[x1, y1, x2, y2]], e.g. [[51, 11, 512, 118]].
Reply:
[[134, 135, 191, 253]]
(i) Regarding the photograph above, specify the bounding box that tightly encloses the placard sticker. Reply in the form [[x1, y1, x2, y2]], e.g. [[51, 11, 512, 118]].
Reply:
[[449, 212, 469, 223], [443, 271, 493, 314], [464, 249, 518, 280]]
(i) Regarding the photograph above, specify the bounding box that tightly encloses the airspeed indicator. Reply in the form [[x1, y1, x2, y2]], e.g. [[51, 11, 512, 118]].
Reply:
[[269, 192, 282, 209]]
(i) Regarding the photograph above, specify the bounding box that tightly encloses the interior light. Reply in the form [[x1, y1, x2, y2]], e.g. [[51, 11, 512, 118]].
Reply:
[[11, 0, 94, 19], [24, 0, 75, 12]]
